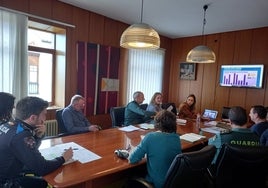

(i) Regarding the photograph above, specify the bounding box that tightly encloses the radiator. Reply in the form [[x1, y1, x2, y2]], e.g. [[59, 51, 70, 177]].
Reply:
[[44, 120, 58, 136]]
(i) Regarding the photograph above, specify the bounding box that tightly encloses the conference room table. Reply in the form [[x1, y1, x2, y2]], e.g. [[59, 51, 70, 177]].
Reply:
[[42, 120, 214, 188]]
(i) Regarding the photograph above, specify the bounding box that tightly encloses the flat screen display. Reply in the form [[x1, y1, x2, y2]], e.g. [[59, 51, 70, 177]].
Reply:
[[219, 64, 264, 88]]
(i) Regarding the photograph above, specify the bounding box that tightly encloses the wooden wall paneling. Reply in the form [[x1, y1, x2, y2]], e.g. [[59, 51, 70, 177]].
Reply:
[[65, 27, 75, 106], [29, 0, 52, 19], [229, 30, 253, 108], [89, 12, 105, 44], [117, 22, 128, 47], [64, 7, 90, 105], [52, 0, 74, 24], [117, 22, 128, 106], [183, 37, 203, 111], [214, 32, 236, 112], [2, 0, 29, 12], [160, 36, 172, 104], [73, 7, 89, 42], [169, 38, 182, 105], [103, 18, 118, 47], [245, 28, 268, 109], [175, 36, 203, 109], [199, 34, 220, 112]]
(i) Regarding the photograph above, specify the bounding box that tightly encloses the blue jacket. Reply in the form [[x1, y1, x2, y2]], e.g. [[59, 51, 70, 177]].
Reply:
[[62, 105, 91, 133], [250, 121, 268, 136]]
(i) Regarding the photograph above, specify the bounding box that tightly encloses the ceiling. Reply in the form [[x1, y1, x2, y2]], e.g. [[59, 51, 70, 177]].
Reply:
[[59, 0, 268, 39]]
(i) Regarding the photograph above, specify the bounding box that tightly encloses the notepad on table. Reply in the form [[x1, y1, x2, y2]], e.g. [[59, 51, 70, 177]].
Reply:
[[139, 123, 154, 130], [118, 125, 140, 132], [180, 133, 206, 143]]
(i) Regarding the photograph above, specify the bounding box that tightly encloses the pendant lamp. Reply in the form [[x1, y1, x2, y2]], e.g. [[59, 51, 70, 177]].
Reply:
[[120, 0, 160, 50], [186, 5, 216, 63]]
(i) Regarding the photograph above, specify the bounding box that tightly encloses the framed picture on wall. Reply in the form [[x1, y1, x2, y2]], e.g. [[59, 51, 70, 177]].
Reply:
[[179, 63, 196, 80]]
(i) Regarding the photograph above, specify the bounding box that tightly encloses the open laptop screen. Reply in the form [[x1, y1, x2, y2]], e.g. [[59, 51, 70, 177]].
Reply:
[[202, 109, 218, 120]]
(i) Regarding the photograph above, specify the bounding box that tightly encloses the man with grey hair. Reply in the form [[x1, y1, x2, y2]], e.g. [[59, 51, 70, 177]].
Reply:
[[124, 91, 156, 126], [62, 95, 100, 133]]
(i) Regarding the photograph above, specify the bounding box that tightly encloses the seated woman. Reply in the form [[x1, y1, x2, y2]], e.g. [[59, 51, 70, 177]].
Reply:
[[128, 110, 182, 188], [146, 92, 163, 113], [178, 94, 197, 119]]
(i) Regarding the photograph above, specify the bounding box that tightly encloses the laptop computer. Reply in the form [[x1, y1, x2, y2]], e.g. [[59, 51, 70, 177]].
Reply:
[[202, 109, 218, 120]]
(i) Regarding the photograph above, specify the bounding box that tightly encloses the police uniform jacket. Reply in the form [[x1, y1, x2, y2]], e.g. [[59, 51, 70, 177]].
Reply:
[[0, 119, 65, 181]]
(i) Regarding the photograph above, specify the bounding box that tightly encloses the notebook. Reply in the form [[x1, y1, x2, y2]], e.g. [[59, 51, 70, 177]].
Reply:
[[202, 109, 218, 120]]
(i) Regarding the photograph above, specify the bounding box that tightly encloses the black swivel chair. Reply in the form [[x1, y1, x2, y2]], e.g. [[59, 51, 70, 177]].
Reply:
[[55, 109, 68, 135], [110, 106, 126, 127], [209, 143, 268, 188], [140, 103, 148, 110], [161, 102, 177, 115], [221, 106, 230, 120], [123, 145, 216, 188]]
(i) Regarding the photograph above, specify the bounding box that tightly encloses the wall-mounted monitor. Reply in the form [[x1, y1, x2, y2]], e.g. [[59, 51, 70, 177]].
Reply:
[[219, 64, 264, 88]]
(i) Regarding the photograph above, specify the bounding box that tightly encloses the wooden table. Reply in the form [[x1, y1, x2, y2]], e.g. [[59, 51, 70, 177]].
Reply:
[[42, 120, 214, 188]]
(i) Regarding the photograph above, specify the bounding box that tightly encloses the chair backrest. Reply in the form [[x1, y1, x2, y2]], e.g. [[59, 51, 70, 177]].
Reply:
[[221, 106, 230, 119], [140, 103, 148, 110], [163, 145, 216, 188], [213, 143, 268, 188], [56, 109, 68, 134], [161, 102, 177, 115], [110, 106, 126, 127]]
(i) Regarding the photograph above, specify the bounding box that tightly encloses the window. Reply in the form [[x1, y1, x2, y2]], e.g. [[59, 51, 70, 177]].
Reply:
[[27, 24, 66, 106], [28, 28, 55, 103], [126, 49, 165, 104], [0, 11, 66, 107]]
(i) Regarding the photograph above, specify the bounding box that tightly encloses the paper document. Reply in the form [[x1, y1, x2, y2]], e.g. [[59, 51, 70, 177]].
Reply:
[[180, 133, 206, 143], [139, 123, 155, 130], [39, 142, 101, 164], [176, 118, 187, 124], [119, 125, 140, 132]]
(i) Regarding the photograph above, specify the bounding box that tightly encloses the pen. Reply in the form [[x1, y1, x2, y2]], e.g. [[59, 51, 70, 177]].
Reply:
[[64, 148, 79, 151]]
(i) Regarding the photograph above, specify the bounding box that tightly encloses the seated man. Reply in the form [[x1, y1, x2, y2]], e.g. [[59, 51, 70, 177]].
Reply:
[[0, 96, 73, 188], [62, 95, 100, 133], [124, 91, 156, 126], [249, 105, 268, 136], [208, 106, 260, 163]]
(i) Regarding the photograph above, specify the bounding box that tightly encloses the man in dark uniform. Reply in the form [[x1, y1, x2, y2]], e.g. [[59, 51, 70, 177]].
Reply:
[[0, 96, 73, 188], [208, 106, 260, 163]]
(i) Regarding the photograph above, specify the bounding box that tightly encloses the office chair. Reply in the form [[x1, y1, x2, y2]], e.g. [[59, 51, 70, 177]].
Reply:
[[110, 106, 126, 127], [209, 143, 268, 188], [123, 145, 216, 188], [55, 109, 68, 134], [221, 106, 230, 119], [161, 102, 177, 115], [140, 103, 148, 110]]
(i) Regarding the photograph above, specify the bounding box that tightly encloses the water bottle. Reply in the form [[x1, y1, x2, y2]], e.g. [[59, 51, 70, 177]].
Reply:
[[196, 113, 201, 128]]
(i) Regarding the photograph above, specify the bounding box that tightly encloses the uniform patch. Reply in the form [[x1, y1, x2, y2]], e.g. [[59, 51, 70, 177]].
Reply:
[[24, 136, 36, 149]]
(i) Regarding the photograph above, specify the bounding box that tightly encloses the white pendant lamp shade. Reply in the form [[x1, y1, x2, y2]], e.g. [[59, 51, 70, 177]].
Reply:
[[186, 45, 216, 63], [186, 4, 216, 63], [120, 23, 160, 50]]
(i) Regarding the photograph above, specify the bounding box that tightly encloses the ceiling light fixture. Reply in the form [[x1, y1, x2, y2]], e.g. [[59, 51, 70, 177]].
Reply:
[[186, 4, 216, 63], [120, 0, 160, 50]]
